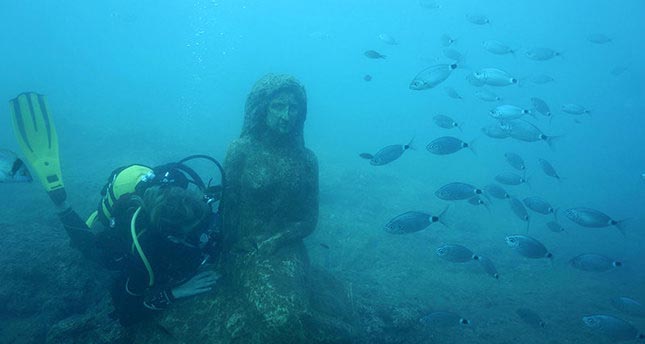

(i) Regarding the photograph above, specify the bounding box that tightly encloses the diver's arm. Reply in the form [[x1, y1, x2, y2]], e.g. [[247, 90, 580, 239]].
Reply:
[[112, 270, 219, 324], [56, 203, 101, 262]]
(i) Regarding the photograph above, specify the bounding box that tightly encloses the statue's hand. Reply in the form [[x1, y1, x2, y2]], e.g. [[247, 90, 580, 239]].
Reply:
[[256, 232, 283, 256]]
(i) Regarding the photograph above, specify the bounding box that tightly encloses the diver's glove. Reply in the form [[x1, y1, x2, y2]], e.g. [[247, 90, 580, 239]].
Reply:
[[143, 288, 175, 311], [48, 188, 67, 206], [171, 271, 220, 299]]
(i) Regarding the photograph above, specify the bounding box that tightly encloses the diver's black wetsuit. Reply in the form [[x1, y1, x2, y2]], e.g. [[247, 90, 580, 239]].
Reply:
[[57, 203, 218, 326]]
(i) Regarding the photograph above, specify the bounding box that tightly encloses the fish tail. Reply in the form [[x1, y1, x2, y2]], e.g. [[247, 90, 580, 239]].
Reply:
[[614, 218, 630, 236], [437, 205, 451, 228], [553, 208, 560, 223], [406, 136, 416, 151], [524, 173, 532, 190], [483, 202, 492, 214], [545, 135, 562, 151], [467, 138, 478, 156], [457, 122, 464, 133], [527, 110, 538, 120]]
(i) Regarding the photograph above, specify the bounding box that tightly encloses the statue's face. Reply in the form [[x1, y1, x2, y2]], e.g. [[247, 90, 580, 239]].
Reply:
[[266, 92, 301, 134]]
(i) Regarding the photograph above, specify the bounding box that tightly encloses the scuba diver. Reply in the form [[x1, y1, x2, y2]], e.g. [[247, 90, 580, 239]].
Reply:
[[9, 92, 223, 326]]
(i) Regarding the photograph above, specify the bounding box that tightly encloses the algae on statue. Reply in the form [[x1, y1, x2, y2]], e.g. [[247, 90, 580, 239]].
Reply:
[[220, 74, 319, 342]]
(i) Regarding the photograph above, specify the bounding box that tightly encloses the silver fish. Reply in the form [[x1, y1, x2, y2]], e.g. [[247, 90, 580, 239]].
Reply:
[[503, 119, 558, 149], [444, 86, 463, 100], [525, 47, 561, 61], [433, 115, 462, 131], [564, 207, 627, 235], [504, 152, 526, 171], [420, 311, 470, 328], [546, 221, 565, 233], [495, 172, 528, 186], [509, 197, 530, 231], [482, 40, 515, 55], [410, 63, 458, 90], [475, 89, 502, 102], [361, 139, 413, 166], [529, 74, 555, 84], [561, 103, 590, 115], [443, 48, 464, 62], [378, 33, 398, 45], [385, 209, 447, 234], [490, 105, 532, 120], [436, 244, 477, 263], [611, 297, 645, 318], [435, 182, 482, 200], [420, 0, 441, 10], [537, 159, 560, 180], [440, 33, 456, 47], [516, 308, 546, 328], [530, 97, 552, 117], [523, 197, 555, 215], [467, 14, 490, 25], [611, 65, 629, 76], [587, 33, 612, 44], [582, 314, 644, 341], [474, 255, 499, 279], [484, 183, 510, 199], [426, 136, 474, 155], [0, 149, 33, 183], [364, 50, 386, 59], [466, 73, 486, 87], [570, 253, 622, 272], [481, 123, 510, 139], [505, 235, 552, 259], [473, 68, 518, 87], [467, 196, 490, 212]]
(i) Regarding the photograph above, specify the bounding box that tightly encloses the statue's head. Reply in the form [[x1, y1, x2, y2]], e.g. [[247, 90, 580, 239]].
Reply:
[[242, 74, 307, 146]]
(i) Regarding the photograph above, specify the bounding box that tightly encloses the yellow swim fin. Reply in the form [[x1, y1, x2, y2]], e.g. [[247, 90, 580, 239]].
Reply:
[[9, 92, 67, 205]]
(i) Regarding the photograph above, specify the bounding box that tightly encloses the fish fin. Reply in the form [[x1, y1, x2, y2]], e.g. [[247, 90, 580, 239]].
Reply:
[[523, 172, 532, 190], [455, 63, 472, 72], [457, 50, 468, 64], [483, 202, 492, 214], [614, 218, 630, 237], [467, 138, 478, 156], [436, 205, 451, 228], [553, 208, 560, 223], [406, 136, 416, 151], [545, 134, 563, 151], [527, 110, 538, 120]]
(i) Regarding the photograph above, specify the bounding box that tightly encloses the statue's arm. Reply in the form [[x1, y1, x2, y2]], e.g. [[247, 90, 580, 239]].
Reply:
[[257, 152, 319, 255]]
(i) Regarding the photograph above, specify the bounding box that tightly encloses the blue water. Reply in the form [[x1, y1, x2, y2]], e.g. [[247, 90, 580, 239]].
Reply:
[[1, 0, 644, 343]]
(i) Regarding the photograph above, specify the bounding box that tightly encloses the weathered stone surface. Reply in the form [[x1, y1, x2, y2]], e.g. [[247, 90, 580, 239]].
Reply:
[[135, 74, 355, 343]]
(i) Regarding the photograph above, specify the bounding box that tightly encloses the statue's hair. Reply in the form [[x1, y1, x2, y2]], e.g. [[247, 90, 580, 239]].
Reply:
[[242, 74, 307, 146]]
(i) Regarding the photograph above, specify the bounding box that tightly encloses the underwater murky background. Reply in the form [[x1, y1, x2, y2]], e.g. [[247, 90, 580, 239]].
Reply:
[[1, 0, 645, 343]]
